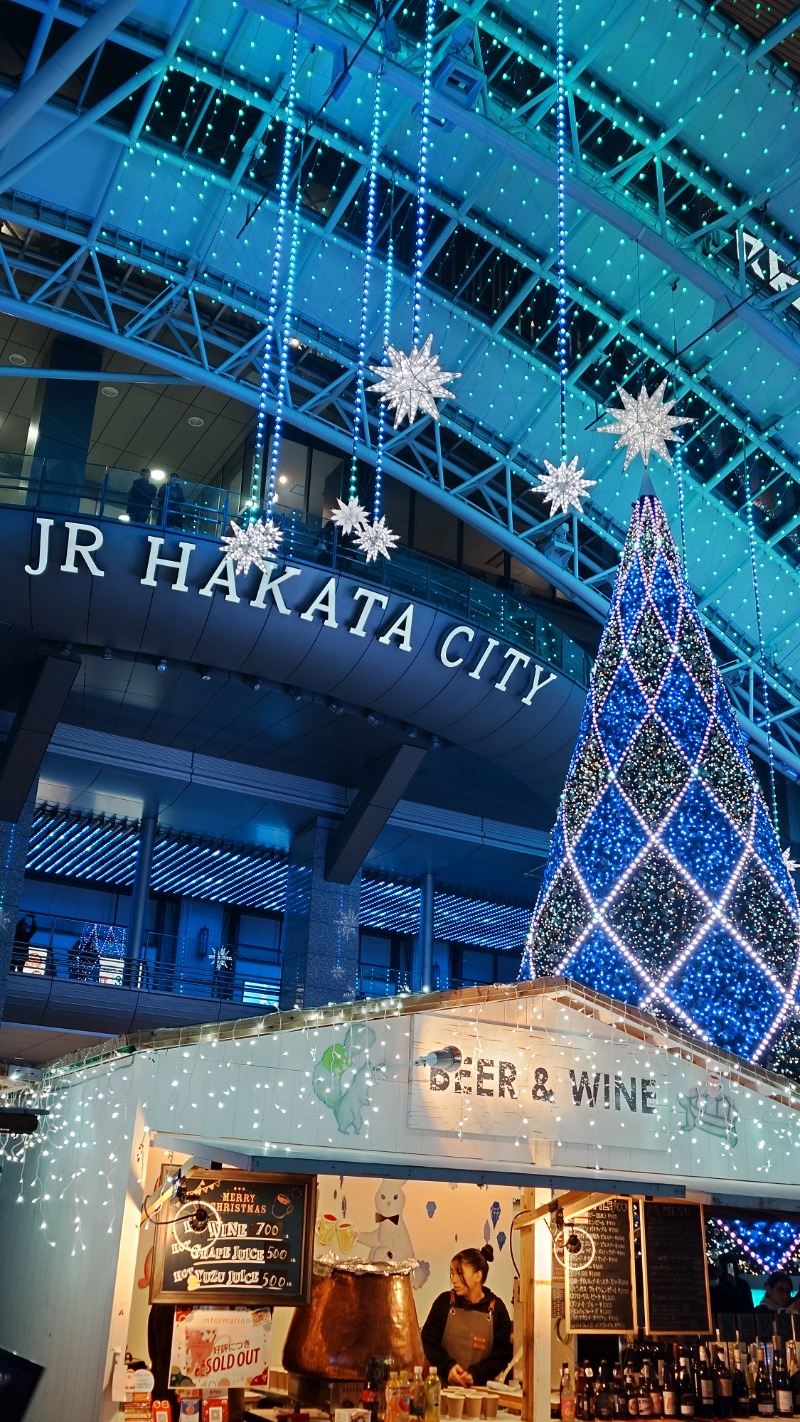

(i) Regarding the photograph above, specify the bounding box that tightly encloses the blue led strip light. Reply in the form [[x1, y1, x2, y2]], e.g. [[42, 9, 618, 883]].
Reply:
[[349, 68, 384, 505], [372, 239, 394, 522], [266, 159, 304, 511], [555, 0, 568, 462], [251, 29, 299, 511], [411, 0, 437, 353], [742, 446, 780, 834], [520, 491, 800, 1064]]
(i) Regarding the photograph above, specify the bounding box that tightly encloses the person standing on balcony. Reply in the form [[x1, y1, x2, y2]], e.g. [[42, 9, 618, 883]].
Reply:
[[126, 469, 157, 523], [156, 471, 185, 529], [10, 913, 37, 971]]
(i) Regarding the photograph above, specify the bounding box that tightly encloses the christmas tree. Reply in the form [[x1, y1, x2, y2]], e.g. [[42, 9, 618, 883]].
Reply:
[[520, 489, 800, 1064]]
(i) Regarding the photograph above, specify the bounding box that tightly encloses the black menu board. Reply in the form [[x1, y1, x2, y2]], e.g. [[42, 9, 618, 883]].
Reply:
[[642, 1201, 711, 1336], [150, 1168, 316, 1306], [565, 1197, 636, 1334]]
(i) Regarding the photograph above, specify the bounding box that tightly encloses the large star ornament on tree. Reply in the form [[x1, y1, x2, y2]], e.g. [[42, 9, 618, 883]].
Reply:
[[369, 333, 460, 427], [534, 454, 597, 516], [220, 517, 283, 574], [600, 379, 692, 470]]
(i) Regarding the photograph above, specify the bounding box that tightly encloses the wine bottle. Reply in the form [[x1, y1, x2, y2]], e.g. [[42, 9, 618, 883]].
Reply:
[[771, 1345, 792, 1419], [597, 1363, 614, 1422], [679, 1356, 697, 1419], [562, 1364, 577, 1422], [755, 1349, 775, 1418], [731, 1349, 750, 1419], [637, 1362, 654, 1419], [714, 1348, 734, 1420], [663, 1351, 678, 1420], [698, 1348, 715, 1418]]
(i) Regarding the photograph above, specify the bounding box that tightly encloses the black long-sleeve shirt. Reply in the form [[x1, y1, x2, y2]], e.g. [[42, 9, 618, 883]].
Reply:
[[421, 1289, 513, 1386]]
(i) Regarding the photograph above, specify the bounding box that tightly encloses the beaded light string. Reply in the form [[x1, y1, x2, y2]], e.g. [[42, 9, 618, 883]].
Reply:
[[555, 0, 569, 464], [265, 146, 305, 515], [742, 445, 780, 832], [348, 67, 384, 506], [373, 239, 395, 524], [411, 0, 437, 355], [251, 29, 299, 513], [674, 437, 687, 566]]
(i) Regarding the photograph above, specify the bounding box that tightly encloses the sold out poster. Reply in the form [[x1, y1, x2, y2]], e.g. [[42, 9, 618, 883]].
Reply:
[[169, 1307, 272, 1388]]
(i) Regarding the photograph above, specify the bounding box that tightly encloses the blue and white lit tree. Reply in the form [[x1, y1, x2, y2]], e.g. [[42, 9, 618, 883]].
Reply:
[[520, 488, 800, 1065]]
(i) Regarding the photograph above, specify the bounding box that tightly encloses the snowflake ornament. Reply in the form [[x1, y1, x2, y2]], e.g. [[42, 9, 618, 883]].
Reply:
[[354, 516, 401, 562], [213, 944, 232, 971], [330, 497, 369, 536], [369, 333, 460, 427], [220, 517, 282, 574], [600, 379, 693, 471], [783, 846, 800, 876], [534, 454, 597, 516]]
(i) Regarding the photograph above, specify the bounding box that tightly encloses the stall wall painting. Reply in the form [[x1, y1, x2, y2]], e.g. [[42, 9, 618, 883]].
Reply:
[[265, 1175, 519, 1370], [312, 1023, 376, 1135]]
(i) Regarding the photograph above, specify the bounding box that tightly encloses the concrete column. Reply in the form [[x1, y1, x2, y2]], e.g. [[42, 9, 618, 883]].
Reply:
[[280, 820, 361, 1010], [0, 782, 38, 1020], [33, 335, 99, 508], [414, 871, 435, 993], [127, 812, 158, 980]]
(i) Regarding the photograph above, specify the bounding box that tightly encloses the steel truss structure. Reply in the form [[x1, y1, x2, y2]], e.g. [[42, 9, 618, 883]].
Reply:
[[3, 0, 800, 778]]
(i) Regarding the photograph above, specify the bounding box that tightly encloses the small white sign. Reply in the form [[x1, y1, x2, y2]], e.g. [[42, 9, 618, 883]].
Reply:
[[407, 1018, 669, 1151]]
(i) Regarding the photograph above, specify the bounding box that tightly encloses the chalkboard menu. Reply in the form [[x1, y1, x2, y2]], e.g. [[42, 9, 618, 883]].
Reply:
[[565, 1198, 636, 1334], [150, 1168, 317, 1307], [642, 1201, 711, 1337]]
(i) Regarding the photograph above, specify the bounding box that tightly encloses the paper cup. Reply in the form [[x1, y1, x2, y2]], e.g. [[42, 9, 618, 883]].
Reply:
[[447, 1394, 465, 1420], [483, 1396, 499, 1418], [464, 1392, 483, 1418]]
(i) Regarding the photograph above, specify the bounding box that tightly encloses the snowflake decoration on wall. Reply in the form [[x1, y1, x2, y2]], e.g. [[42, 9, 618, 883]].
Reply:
[[354, 516, 401, 562], [534, 455, 597, 516], [220, 518, 282, 574], [784, 847, 800, 876], [600, 379, 693, 470], [330, 497, 369, 536], [369, 333, 460, 427], [213, 944, 232, 971]]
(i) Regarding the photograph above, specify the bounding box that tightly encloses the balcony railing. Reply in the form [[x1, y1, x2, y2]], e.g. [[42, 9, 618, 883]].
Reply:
[[10, 912, 280, 1009], [0, 453, 590, 687]]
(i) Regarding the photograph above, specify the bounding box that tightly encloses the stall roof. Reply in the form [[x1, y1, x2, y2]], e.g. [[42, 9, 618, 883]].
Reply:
[[34, 979, 800, 1208]]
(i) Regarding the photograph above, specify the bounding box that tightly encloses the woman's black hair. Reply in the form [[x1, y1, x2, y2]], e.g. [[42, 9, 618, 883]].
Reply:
[[452, 1244, 493, 1281]]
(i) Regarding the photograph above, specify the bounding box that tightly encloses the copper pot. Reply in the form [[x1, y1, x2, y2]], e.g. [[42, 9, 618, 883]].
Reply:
[[283, 1263, 425, 1379]]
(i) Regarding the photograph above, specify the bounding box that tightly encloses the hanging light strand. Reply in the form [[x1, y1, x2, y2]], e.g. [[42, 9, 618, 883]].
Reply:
[[555, 0, 569, 463], [742, 446, 780, 833], [675, 438, 687, 566], [349, 67, 384, 505], [373, 238, 394, 524], [265, 160, 304, 513], [251, 29, 300, 511], [411, 0, 437, 353]]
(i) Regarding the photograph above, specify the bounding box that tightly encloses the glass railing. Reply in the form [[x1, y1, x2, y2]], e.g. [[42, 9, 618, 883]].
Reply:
[[0, 453, 591, 687], [9, 911, 280, 1010]]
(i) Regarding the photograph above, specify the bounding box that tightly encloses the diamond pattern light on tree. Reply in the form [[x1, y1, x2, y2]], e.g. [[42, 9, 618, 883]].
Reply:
[[708, 1217, 800, 1275], [520, 491, 800, 1065]]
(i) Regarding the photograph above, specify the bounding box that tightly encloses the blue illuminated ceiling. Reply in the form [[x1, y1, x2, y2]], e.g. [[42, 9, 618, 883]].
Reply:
[[25, 804, 531, 948], [3, 0, 800, 778]]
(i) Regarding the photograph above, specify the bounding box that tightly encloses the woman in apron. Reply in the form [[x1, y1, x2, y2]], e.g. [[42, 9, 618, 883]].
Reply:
[[421, 1245, 513, 1387]]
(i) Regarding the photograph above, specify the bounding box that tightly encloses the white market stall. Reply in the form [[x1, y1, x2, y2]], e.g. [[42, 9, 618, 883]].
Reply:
[[2, 977, 800, 1422]]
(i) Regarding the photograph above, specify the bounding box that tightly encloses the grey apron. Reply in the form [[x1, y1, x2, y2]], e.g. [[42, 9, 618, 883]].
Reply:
[[441, 1294, 495, 1373]]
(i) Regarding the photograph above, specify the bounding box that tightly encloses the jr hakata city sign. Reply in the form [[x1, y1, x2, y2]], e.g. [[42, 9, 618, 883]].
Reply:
[[23, 518, 562, 709]]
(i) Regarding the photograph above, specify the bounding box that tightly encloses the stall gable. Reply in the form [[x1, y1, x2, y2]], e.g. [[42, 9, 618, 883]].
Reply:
[[129, 983, 800, 1198]]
